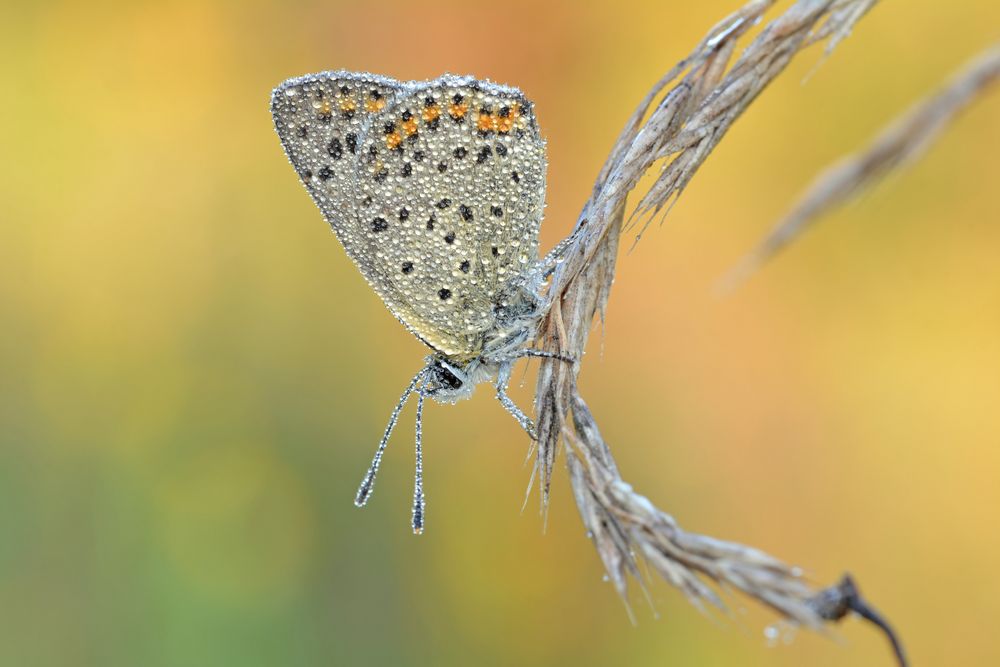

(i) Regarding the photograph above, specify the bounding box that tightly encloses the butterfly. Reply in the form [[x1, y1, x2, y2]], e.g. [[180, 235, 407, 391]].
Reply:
[[270, 71, 570, 533]]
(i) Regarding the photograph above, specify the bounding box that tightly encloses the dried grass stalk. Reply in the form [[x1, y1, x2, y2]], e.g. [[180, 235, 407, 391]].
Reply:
[[723, 44, 1000, 289], [528, 0, 913, 664]]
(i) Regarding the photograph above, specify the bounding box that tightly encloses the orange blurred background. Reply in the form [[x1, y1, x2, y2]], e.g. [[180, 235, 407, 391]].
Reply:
[[2, 1, 999, 665]]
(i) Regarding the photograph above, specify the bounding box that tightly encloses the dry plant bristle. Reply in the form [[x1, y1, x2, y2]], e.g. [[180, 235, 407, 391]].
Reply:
[[721, 44, 1000, 291], [526, 1, 922, 664]]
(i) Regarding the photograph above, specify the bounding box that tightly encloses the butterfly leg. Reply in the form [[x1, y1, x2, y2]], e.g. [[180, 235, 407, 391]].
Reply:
[[517, 348, 575, 364], [537, 223, 585, 278], [355, 368, 426, 508], [411, 391, 426, 535], [496, 361, 538, 440]]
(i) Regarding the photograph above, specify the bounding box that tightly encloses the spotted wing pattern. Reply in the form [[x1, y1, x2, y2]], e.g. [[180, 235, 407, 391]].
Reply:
[[353, 76, 546, 358], [272, 73, 547, 360], [270, 70, 404, 272]]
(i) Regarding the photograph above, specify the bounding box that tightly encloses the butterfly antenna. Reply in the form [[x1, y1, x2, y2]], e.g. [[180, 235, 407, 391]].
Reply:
[[411, 391, 426, 534], [355, 368, 425, 507]]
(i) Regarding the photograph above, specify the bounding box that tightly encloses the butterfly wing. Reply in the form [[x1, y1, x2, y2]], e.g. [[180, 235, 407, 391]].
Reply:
[[270, 70, 405, 271], [272, 73, 547, 360], [352, 76, 547, 359]]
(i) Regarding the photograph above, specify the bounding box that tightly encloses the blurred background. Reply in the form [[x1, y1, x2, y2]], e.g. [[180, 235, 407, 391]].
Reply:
[[2, 1, 998, 665]]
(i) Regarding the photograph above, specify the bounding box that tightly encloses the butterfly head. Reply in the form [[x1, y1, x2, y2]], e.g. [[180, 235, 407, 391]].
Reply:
[[422, 355, 497, 404]]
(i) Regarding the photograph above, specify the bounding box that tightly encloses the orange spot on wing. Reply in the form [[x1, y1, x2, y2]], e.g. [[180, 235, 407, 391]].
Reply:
[[476, 113, 496, 133], [385, 132, 402, 149], [497, 103, 520, 134], [402, 118, 418, 135], [339, 97, 357, 113], [473, 103, 522, 134], [364, 97, 386, 113], [422, 105, 440, 123], [319, 100, 332, 116], [448, 101, 468, 119]]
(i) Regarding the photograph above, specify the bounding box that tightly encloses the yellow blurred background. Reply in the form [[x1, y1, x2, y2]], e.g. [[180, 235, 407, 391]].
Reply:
[[2, 1, 998, 665]]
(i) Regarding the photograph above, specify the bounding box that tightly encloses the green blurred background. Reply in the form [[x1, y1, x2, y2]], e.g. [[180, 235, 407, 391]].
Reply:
[[2, 1, 999, 665]]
